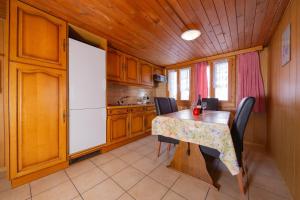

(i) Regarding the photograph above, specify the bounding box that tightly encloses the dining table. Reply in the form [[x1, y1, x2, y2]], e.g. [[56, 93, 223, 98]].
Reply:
[[151, 109, 245, 194]]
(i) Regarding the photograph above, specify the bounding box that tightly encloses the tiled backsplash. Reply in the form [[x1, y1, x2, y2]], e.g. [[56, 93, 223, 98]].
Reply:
[[107, 82, 167, 105]]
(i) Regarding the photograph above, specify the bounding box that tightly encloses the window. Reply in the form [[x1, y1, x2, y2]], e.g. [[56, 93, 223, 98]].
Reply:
[[167, 67, 191, 101], [180, 68, 190, 100], [168, 70, 177, 99], [213, 60, 228, 101]]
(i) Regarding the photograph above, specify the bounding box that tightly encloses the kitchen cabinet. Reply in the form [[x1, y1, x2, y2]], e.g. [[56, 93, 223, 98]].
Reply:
[[124, 55, 140, 84], [106, 105, 156, 148], [154, 66, 164, 76], [107, 48, 124, 82], [8, 0, 68, 186], [9, 62, 67, 179], [140, 62, 153, 86], [144, 111, 156, 132], [10, 0, 67, 69], [107, 48, 156, 87], [130, 108, 144, 136]]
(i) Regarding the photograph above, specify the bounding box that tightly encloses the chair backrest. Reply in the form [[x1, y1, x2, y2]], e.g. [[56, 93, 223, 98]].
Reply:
[[231, 97, 255, 165], [202, 98, 219, 111], [154, 97, 173, 115], [169, 98, 178, 112]]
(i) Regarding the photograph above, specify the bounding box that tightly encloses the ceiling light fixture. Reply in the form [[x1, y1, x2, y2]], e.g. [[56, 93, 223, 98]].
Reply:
[[181, 29, 201, 41]]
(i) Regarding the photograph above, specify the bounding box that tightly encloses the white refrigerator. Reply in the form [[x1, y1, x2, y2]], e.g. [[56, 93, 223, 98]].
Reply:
[[69, 38, 106, 155]]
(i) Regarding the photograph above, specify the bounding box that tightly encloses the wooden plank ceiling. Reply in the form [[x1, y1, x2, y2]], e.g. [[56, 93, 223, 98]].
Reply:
[[22, 0, 290, 66]]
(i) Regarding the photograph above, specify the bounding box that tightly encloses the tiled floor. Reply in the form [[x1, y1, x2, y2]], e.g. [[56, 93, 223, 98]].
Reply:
[[0, 135, 292, 200]]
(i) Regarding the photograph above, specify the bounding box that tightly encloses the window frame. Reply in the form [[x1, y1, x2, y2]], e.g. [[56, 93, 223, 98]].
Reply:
[[166, 67, 192, 103], [208, 56, 236, 110]]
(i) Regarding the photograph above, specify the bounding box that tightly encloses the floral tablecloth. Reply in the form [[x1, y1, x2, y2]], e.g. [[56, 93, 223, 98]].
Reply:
[[152, 115, 240, 175]]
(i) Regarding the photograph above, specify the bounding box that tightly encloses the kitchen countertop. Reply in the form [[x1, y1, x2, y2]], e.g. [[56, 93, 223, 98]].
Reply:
[[107, 103, 155, 109]]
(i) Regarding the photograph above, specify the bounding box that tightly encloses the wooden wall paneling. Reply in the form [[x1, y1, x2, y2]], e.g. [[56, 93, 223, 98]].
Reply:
[[0, 18, 4, 171], [267, 0, 300, 198], [0, 0, 6, 18]]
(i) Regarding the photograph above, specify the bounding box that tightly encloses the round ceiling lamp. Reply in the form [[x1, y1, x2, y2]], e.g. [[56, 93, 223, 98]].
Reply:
[[181, 29, 201, 41]]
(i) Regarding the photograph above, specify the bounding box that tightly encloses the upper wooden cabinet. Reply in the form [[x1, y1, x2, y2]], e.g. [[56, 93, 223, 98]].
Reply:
[[107, 48, 124, 82], [154, 66, 164, 76], [9, 62, 67, 178], [140, 62, 153, 86], [10, 1, 67, 69], [124, 56, 139, 84]]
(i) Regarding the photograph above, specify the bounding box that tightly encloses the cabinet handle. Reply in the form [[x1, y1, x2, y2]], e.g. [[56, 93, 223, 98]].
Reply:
[[63, 110, 66, 123], [63, 39, 66, 52]]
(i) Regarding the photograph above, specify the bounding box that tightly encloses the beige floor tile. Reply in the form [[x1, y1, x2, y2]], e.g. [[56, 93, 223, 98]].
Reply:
[[72, 196, 83, 200], [132, 157, 161, 174], [145, 151, 170, 164], [30, 171, 69, 196], [112, 166, 145, 190], [135, 145, 155, 156], [82, 179, 124, 200], [119, 151, 143, 164], [128, 176, 168, 200], [0, 178, 11, 192], [124, 141, 143, 150], [90, 152, 116, 166], [32, 181, 78, 200], [162, 190, 186, 200], [249, 185, 290, 200], [100, 158, 128, 176], [249, 173, 290, 198], [110, 146, 131, 157], [149, 165, 180, 187], [65, 160, 95, 178], [171, 175, 209, 200], [71, 167, 108, 193], [206, 188, 237, 200], [0, 184, 30, 200], [118, 193, 135, 200]]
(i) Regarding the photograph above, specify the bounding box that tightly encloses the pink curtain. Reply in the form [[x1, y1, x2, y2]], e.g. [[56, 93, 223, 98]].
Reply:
[[237, 52, 265, 112], [193, 62, 208, 102]]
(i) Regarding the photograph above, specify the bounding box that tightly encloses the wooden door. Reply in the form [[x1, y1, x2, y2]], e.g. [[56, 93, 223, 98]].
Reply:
[[9, 62, 67, 178], [130, 112, 144, 136], [107, 49, 124, 82], [144, 111, 156, 132], [140, 63, 153, 86], [124, 56, 139, 84], [10, 0, 67, 69], [108, 114, 129, 143]]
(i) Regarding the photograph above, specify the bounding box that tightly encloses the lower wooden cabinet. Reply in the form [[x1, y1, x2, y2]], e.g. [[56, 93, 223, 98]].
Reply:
[[144, 111, 156, 132], [130, 111, 144, 136], [9, 62, 67, 179], [107, 105, 156, 145], [107, 113, 129, 143]]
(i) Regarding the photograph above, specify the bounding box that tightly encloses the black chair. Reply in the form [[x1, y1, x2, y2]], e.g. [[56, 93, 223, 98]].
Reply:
[[169, 98, 178, 112], [154, 97, 179, 157], [199, 97, 256, 172], [202, 98, 219, 111]]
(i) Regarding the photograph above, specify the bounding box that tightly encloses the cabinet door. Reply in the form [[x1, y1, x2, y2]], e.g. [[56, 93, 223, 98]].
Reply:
[[140, 63, 153, 86], [108, 114, 129, 143], [124, 56, 139, 84], [153, 66, 164, 76], [10, 0, 67, 69], [9, 62, 67, 178], [144, 111, 157, 132], [130, 112, 144, 136], [107, 49, 124, 82]]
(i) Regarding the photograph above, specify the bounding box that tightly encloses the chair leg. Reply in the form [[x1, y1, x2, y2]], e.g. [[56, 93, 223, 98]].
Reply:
[[236, 168, 245, 195], [167, 143, 171, 156], [157, 142, 162, 158]]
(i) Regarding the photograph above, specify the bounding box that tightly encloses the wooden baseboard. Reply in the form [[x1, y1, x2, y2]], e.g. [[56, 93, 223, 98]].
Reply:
[[11, 161, 69, 188], [101, 132, 151, 153]]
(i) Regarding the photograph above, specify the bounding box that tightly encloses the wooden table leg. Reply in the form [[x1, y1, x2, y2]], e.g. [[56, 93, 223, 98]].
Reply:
[[168, 141, 214, 186], [236, 168, 245, 195]]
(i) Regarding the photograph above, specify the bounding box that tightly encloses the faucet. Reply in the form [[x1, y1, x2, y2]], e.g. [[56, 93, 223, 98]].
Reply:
[[117, 96, 129, 105]]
